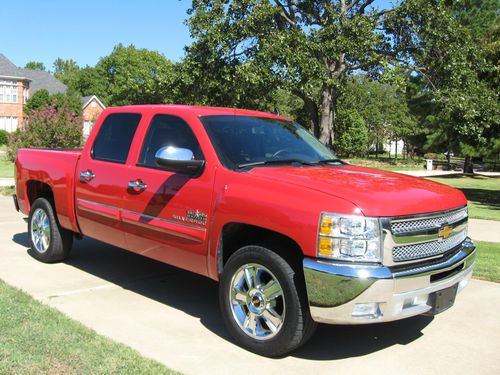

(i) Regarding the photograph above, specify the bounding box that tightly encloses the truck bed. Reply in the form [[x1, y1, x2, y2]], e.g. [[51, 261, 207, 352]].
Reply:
[[16, 148, 82, 233]]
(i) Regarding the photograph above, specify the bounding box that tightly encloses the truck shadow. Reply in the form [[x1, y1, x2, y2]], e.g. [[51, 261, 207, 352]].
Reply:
[[13, 232, 433, 360]]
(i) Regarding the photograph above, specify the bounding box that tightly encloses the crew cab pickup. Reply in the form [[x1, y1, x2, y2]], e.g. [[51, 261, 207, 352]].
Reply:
[[14, 105, 475, 356]]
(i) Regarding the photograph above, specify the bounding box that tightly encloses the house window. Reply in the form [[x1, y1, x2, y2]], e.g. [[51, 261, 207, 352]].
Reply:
[[0, 80, 18, 103], [0, 116, 18, 132]]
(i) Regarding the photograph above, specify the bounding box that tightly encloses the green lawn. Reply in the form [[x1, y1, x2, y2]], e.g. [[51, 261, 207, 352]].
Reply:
[[349, 156, 425, 171], [474, 241, 500, 283], [0, 280, 179, 375], [428, 175, 500, 221], [0, 157, 14, 178]]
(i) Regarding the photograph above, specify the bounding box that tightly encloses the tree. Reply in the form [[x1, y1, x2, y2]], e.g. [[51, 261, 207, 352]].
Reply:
[[53, 58, 80, 84], [24, 61, 46, 71], [73, 44, 177, 106], [186, 0, 396, 146], [335, 108, 368, 157], [387, 0, 500, 172]]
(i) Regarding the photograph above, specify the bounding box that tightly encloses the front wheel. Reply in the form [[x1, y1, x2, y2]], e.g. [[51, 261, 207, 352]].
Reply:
[[219, 245, 316, 357], [28, 197, 73, 263]]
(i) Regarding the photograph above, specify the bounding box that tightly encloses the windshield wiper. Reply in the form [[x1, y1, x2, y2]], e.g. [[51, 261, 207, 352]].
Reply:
[[237, 159, 316, 169], [311, 158, 345, 165]]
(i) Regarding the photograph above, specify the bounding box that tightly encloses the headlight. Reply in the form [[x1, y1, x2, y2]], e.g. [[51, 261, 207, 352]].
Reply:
[[318, 213, 382, 262]]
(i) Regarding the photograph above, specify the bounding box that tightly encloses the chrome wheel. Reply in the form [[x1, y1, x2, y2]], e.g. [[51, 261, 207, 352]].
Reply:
[[229, 263, 286, 340], [30, 208, 50, 253]]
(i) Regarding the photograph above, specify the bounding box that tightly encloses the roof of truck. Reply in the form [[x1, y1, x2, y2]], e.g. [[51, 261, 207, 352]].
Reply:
[[106, 104, 291, 121]]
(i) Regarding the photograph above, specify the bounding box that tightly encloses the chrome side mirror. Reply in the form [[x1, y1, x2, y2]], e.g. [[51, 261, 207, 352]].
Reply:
[[154, 146, 205, 175]]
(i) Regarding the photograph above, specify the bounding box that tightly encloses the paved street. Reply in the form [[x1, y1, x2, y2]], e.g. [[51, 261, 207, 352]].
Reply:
[[0, 196, 499, 375]]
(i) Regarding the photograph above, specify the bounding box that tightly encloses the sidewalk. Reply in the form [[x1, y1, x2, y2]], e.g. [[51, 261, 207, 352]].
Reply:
[[469, 219, 500, 243], [0, 178, 14, 187], [394, 170, 500, 177]]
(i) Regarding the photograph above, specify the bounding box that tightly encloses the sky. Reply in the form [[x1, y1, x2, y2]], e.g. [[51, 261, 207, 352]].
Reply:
[[0, 0, 193, 70], [1, 0, 396, 71]]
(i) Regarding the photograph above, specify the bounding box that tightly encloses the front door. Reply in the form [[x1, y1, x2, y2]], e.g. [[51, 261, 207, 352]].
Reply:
[[120, 113, 215, 275]]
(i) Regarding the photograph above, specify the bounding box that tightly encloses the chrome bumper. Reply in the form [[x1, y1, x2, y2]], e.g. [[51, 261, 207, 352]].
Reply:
[[303, 238, 475, 324]]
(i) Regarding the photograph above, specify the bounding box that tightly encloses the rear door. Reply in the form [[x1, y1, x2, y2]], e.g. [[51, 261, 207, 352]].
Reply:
[[120, 113, 215, 275], [75, 112, 142, 248]]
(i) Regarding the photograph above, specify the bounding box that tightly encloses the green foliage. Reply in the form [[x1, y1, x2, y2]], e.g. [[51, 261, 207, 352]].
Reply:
[[24, 89, 82, 116], [7, 103, 83, 162], [24, 61, 46, 71], [185, 0, 394, 145], [387, 0, 500, 166], [70, 44, 177, 107], [335, 109, 368, 157], [0, 129, 9, 145], [53, 58, 80, 88]]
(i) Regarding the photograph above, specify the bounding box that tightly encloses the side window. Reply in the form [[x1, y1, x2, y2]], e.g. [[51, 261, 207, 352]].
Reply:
[[139, 114, 204, 167], [92, 113, 141, 163]]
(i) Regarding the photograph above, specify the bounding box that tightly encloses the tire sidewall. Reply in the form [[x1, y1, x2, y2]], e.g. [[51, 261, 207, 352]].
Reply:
[[28, 198, 66, 263], [219, 246, 305, 356]]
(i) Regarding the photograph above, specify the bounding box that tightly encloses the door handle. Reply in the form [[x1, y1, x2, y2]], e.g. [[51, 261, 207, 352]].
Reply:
[[80, 170, 95, 183], [128, 179, 147, 193]]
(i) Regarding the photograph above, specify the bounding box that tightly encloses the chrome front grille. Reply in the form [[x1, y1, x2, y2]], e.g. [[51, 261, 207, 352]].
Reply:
[[391, 207, 468, 234], [387, 207, 468, 264], [392, 231, 467, 262]]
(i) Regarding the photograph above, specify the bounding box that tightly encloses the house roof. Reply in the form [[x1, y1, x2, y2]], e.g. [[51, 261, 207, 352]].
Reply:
[[0, 53, 67, 95], [81, 95, 106, 110]]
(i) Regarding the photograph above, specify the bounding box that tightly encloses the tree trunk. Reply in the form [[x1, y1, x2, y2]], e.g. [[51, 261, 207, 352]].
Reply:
[[394, 138, 398, 162], [293, 90, 319, 137], [463, 155, 474, 174], [319, 85, 334, 147]]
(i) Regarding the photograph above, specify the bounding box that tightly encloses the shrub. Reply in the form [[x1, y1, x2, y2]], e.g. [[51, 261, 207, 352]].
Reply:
[[7, 101, 83, 162], [0, 129, 8, 145]]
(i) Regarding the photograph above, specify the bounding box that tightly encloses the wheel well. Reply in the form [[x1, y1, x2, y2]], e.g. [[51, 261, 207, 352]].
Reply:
[[218, 223, 304, 275], [26, 181, 54, 208]]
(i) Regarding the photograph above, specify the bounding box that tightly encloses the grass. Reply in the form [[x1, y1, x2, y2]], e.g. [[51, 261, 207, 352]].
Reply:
[[0, 157, 14, 178], [428, 175, 500, 221], [0, 186, 14, 196], [474, 241, 500, 283], [0, 280, 179, 375], [348, 156, 425, 171]]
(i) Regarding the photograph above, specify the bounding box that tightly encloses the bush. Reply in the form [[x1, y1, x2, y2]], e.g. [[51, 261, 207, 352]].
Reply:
[[7, 102, 82, 162], [0, 129, 8, 146]]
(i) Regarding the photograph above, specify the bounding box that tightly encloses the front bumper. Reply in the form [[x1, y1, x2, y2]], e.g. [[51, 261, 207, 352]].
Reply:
[[303, 238, 475, 324]]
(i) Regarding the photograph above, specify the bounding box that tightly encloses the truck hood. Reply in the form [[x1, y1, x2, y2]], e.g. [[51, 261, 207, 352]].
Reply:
[[248, 165, 466, 217]]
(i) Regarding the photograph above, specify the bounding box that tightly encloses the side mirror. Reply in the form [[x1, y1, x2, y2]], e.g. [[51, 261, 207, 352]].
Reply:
[[154, 146, 205, 175]]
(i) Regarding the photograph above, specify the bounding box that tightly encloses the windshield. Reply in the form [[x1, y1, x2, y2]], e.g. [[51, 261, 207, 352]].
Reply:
[[201, 115, 340, 170]]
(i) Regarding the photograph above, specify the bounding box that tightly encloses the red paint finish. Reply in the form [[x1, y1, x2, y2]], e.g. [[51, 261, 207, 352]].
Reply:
[[15, 105, 468, 281]]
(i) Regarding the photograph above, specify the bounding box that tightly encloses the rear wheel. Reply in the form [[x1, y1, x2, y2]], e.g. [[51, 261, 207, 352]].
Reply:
[[219, 245, 316, 357], [28, 198, 73, 263]]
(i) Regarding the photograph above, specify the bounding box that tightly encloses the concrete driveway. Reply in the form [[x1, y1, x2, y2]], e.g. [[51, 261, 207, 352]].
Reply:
[[0, 196, 499, 375]]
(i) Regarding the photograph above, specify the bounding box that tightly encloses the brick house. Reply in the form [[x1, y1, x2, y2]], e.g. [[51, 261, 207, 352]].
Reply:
[[0, 54, 104, 134], [81, 95, 106, 138]]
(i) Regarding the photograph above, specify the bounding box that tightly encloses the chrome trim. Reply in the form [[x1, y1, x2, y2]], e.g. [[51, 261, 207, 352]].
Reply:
[[79, 170, 95, 183], [303, 238, 475, 324], [381, 206, 469, 266], [77, 198, 207, 232]]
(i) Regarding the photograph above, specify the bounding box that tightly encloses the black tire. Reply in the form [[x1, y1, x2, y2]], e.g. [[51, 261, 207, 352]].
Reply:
[[28, 197, 73, 263], [219, 245, 317, 357]]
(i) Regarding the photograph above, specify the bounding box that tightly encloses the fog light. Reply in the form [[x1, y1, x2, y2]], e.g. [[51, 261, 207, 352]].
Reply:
[[352, 303, 381, 319]]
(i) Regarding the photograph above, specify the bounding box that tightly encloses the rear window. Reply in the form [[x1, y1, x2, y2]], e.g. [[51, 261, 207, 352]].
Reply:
[[92, 113, 141, 163]]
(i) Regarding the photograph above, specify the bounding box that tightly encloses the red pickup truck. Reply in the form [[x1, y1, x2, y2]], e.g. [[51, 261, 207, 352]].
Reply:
[[14, 105, 475, 356]]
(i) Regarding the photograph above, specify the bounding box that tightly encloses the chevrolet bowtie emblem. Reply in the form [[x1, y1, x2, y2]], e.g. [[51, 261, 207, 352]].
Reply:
[[438, 225, 453, 240]]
